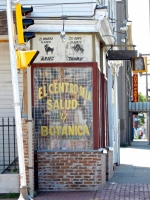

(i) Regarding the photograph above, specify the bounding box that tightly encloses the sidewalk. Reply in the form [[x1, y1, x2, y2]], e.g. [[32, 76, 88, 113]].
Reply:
[[1, 140, 150, 200]]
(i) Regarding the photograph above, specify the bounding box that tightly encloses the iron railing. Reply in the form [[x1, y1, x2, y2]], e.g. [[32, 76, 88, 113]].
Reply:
[[0, 117, 18, 174]]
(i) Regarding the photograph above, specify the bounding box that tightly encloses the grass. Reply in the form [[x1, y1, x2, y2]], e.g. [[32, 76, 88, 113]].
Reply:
[[0, 193, 19, 199]]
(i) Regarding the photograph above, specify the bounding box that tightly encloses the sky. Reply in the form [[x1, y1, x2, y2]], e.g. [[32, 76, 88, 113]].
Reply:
[[128, 0, 150, 96]]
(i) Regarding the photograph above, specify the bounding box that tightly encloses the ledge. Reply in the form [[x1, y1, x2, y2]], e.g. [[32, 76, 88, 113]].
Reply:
[[37, 149, 107, 153]]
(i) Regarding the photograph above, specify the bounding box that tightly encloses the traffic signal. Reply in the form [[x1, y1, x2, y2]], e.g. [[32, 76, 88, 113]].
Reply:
[[16, 50, 39, 70], [15, 4, 35, 44]]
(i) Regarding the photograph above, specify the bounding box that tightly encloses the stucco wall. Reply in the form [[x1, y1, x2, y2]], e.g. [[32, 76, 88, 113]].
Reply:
[[0, 174, 19, 193]]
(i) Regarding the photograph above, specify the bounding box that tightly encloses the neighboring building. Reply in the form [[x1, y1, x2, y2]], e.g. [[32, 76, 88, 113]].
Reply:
[[116, 0, 133, 146], [0, 11, 22, 193]]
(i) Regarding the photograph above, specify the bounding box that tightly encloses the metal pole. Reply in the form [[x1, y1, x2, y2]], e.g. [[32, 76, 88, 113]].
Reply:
[[146, 73, 148, 102], [148, 0, 150, 144], [5, 0, 29, 199]]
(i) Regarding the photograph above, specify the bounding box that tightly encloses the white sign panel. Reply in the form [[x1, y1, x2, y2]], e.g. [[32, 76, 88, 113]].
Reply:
[[32, 34, 93, 63]]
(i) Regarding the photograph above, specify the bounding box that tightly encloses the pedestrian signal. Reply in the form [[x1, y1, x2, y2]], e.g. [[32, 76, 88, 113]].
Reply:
[[16, 50, 39, 70]]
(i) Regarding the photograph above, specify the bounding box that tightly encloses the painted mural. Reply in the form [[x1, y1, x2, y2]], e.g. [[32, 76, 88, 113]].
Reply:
[[32, 34, 92, 63]]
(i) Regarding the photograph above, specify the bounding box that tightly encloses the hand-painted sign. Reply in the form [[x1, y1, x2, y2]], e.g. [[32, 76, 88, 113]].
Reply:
[[33, 67, 93, 150], [32, 34, 92, 62], [133, 74, 138, 102]]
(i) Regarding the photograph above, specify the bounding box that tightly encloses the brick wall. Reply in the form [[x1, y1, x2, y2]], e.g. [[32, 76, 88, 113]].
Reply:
[[0, 11, 30, 35], [37, 151, 106, 191], [0, 11, 16, 35], [0, 12, 7, 35], [22, 119, 34, 188], [22, 119, 29, 186]]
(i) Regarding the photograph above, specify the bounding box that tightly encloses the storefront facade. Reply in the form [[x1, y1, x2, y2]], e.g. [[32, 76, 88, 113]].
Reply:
[[28, 32, 113, 191]]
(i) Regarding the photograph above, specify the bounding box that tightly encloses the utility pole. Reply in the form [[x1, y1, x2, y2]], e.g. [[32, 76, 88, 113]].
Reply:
[[5, 0, 30, 199]]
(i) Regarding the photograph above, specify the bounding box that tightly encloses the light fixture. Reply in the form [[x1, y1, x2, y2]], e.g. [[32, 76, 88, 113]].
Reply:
[[109, 18, 129, 32], [121, 37, 126, 43], [120, 20, 128, 31], [121, 32, 128, 43], [113, 31, 128, 43], [60, 16, 67, 42], [60, 31, 67, 42]]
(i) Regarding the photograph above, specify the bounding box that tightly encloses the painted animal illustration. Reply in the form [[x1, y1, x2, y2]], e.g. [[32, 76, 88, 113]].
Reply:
[[44, 44, 54, 55], [72, 44, 84, 54]]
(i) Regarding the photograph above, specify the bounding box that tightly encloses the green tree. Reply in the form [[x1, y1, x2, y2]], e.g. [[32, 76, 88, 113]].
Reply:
[[138, 113, 145, 126], [138, 92, 146, 102]]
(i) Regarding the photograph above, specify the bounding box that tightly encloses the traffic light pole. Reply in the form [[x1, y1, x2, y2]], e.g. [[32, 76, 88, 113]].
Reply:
[[5, 0, 30, 199]]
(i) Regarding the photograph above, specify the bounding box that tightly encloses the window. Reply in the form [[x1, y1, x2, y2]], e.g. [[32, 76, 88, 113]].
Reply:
[[33, 66, 93, 151]]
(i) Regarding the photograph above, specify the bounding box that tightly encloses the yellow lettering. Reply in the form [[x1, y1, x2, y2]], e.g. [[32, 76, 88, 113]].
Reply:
[[43, 86, 47, 98], [65, 100, 71, 110], [87, 91, 91, 101], [75, 126, 78, 136], [65, 82, 69, 92], [62, 126, 68, 136], [53, 100, 59, 109], [74, 84, 78, 94], [78, 126, 83, 136], [41, 126, 48, 136], [85, 89, 88, 100], [56, 126, 61, 136], [41, 125, 90, 137], [82, 87, 85, 98], [47, 100, 53, 110], [58, 83, 64, 93], [38, 87, 43, 99], [48, 83, 54, 94], [60, 100, 64, 110], [79, 86, 84, 97], [49, 126, 55, 136], [71, 100, 78, 109], [60, 112, 68, 122], [83, 125, 90, 135], [54, 83, 58, 94], [68, 126, 74, 136]]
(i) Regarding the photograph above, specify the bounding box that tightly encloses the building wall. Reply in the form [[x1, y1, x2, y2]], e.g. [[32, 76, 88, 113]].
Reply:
[[0, 11, 23, 118], [37, 151, 106, 191], [0, 12, 7, 35], [0, 42, 23, 118], [0, 0, 97, 18], [117, 0, 131, 146], [106, 150, 113, 181], [0, 41, 23, 174], [22, 119, 34, 195]]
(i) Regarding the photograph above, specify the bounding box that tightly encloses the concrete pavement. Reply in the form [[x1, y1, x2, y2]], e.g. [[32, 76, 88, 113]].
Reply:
[[1, 140, 150, 199]]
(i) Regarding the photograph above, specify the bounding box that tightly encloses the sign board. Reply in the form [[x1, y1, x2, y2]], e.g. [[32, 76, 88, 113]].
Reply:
[[133, 74, 138, 102], [33, 65, 93, 151], [107, 50, 137, 60], [32, 34, 93, 63]]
